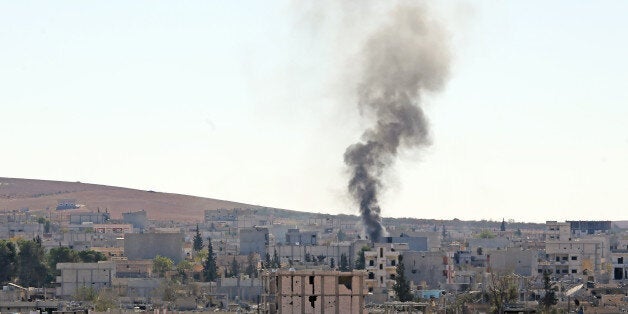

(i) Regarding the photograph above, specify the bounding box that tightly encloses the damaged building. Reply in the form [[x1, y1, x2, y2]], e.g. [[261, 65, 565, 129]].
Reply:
[[262, 270, 367, 314]]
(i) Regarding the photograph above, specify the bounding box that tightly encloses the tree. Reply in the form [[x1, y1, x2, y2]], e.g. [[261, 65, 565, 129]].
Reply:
[[337, 229, 346, 242], [229, 256, 240, 277], [478, 229, 496, 239], [539, 270, 557, 311], [153, 255, 174, 277], [392, 255, 413, 302], [330, 257, 335, 269], [74, 285, 97, 301], [203, 237, 218, 282], [339, 253, 350, 271], [487, 273, 518, 314], [177, 260, 193, 283], [47, 246, 79, 276], [0, 240, 17, 285], [355, 247, 368, 270], [93, 288, 118, 311], [17, 238, 48, 287], [78, 250, 107, 263], [245, 253, 257, 278], [193, 224, 203, 252], [272, 249, 280, 268], [265, 252, 272, 268]]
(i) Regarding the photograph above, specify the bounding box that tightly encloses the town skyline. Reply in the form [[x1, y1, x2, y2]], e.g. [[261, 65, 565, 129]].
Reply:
[[2, 1, 628, 222]]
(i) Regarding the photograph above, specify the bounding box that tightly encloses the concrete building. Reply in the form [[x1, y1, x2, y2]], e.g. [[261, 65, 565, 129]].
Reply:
[[545, 221, 572, 241], [124, 232, 184, 263], [55, 261, 116, 297], [69, 212, 109, 225], [205, 208, 249, 224], [467, 237, 511, 252], [262, 270, 367, 314], [487, 248, 539, 276], [379, 234, 428, 252], [403, 251, 447, 289], [286, 229, 318, 245], [611, 252, 628, 284], [56, 199, 78, 210], [115, 260, 153, 278], [277, 242, 354, 267], [239, 227, 269, 255], [122, 210, 148, 231], [364, 243, 409, 292], [92, 223, 133, 234], [0, 221, 43, 239], [567, 221, 612, 235], [542, 236, 608, 277]]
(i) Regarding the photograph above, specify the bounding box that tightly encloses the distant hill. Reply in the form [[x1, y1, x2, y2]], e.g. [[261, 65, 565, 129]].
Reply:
[[0, 177, 275, 221]]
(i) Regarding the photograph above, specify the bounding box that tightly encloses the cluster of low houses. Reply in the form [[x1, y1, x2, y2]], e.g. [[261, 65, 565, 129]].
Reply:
[[1, 201, 628, 313]]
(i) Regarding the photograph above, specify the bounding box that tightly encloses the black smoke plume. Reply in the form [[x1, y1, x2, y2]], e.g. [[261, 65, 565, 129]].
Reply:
[[344, 5, 450, 242]]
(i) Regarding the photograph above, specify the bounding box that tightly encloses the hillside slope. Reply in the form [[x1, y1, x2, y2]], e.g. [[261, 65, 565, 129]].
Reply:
[[0, 177, 264, 221]]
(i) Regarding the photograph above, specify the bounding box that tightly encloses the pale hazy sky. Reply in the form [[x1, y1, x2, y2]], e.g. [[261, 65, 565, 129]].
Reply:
[[2, 1, 627, 223]]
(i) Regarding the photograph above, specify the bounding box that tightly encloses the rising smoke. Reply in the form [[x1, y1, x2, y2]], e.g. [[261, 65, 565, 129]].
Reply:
[[344, 4, 450, 242]]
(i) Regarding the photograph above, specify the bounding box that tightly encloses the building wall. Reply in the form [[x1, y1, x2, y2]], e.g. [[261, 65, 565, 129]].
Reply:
[[543, 236, 608, 277], [239, 227, 269, 255], [380, 236, 428, 252], [56, 262, 116, 297], [363, 243, 408, 291], [611, 252, 628, 283], [69, 212, 108, 225], [467, 238, 511, 251], [262, 270, 367, 314], [124, 233, 184, 263], [488, 248, 539, 276], [122, 210, 148, 231], [403, 251, 447, 289], [545, 221, 571, 241]]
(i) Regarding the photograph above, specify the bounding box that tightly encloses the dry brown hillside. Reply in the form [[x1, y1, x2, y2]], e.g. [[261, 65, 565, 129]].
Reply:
[[0, 177, 262, 221]]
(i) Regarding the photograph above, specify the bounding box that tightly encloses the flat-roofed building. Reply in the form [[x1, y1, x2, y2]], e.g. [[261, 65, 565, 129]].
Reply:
[[124, 232, 184, 263], [56, 261, 116, 298], [262, 269, 367, 314]]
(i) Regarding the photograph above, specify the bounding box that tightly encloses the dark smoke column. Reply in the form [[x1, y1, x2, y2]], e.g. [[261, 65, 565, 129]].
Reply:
[[344, 5, 450, 242]]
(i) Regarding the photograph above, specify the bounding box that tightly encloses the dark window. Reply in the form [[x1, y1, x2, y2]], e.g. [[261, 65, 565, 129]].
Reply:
[[571, 256, 577, 261], [379, 264, 383, 270], [571, 269, 577, 274], [369, 260, 374, 267], [556, 257, 560, 262], [619, 257, 624, 264], [391, 260, 396, 266]]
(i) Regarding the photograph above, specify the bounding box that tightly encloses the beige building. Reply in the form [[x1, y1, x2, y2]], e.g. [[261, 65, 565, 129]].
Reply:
[[262, 269, 367, 314], [364, 243, 409, 292], [543, 237, 608, 277], [545, 221, 571, 241], [55, 261, 116, 298]]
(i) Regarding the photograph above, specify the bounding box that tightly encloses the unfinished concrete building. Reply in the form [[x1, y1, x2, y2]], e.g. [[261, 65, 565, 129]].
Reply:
[[262, 270, 367, 314], [56, 261, 116, 298]]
